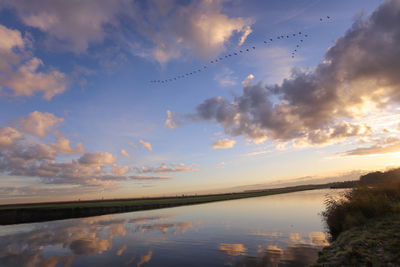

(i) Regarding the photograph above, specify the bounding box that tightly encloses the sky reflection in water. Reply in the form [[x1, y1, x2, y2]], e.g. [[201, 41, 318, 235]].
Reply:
[[0, 189, 343, 267]]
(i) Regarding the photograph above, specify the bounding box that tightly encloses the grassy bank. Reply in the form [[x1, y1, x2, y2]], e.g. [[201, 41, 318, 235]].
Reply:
[[315, 215, 400, 265], [316, 169, 400, 265], [0, 183, 337, 225], [322, 182, 400, 240]]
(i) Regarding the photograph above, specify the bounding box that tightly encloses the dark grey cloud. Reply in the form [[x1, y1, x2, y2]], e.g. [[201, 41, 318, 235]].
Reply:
[[169, 0, 400, 145], [78, 152, 116, 165]]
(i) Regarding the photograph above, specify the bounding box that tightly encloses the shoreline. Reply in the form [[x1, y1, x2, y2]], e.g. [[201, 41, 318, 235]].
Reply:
[[0, 182, 350, 225], [314, 170, 400, 265], [314, 215, 400, 265]]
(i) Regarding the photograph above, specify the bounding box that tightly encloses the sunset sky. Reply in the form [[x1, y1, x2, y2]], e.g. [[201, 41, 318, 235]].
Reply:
[[1, 0, 400, 203]]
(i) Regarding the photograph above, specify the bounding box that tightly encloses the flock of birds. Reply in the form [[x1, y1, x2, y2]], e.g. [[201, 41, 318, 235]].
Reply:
[[150, 16, 332, 84]]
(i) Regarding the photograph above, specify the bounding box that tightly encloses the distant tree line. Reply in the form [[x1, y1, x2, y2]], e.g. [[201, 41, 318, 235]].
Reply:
[[359, 168, 400, 185]]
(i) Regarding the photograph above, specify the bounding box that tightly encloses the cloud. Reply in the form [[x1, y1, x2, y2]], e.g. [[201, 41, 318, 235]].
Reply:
[[164, 109, 199, 130], [112, 164, 130, 176], [0, 24, 25, 69], [4, 157, 113, 186], [214, 67, 237, 87], [1, 0, 253, 64], [170, 0, 400, 146], [127, 0, 253, 63], [0, 127, 22, 149], [6, 143, 56, 165], [137, 163, 195, 174], [128, 175, 173, 181], [128, 141, 138, 150], [212, 138, 236, 149], [343, 136, 400, 156], [2, 58, 68, 100], [139, 139, 153, 152], [0, 113, 121, 186], [0, 112, 182, 193], [165, 110, 180, 129], [50, 132, 85, 154], [2, 0, 129, 53], [238, 25, 252, 46], [294, 121, 372, 147], [242, 149, 272, 157], [78, 152, 116, 165], [1, 148, 172, 187], [241, 74, 254, 87], [120, 149, 130, 158], [16, 111, 64, 138], [0, 24, 67, 99]]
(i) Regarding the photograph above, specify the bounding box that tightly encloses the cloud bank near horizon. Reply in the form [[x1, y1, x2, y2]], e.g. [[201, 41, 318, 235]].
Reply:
[[0, 111, 197, 193]]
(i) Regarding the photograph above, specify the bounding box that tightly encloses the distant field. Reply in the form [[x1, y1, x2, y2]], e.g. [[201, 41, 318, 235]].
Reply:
[[0, 183, 348, 225]]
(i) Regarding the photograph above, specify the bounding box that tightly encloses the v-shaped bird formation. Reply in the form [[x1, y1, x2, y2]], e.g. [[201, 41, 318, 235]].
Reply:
[[150, 16, 332, 84]]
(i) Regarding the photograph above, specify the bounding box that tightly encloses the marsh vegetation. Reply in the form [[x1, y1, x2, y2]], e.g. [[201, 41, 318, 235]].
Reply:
[[317, 168, 400, 265]]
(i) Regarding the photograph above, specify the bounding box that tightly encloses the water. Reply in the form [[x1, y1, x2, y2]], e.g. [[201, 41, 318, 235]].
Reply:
[[0, 189, 343, 267]]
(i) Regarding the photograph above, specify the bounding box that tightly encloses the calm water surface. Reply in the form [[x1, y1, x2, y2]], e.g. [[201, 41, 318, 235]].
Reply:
[[0, 189, 344, 267]]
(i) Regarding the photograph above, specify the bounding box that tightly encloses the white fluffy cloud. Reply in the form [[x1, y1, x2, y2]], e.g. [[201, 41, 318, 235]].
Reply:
[[17, 111, 64, 138], [128, 0, 254, 63], [50, 132, 85, 154], [0, 24, 67, 99]]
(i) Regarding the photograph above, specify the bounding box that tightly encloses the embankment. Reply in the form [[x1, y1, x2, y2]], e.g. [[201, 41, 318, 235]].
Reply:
[[315, 169, 400, 265], [315, 215, 400, 265]]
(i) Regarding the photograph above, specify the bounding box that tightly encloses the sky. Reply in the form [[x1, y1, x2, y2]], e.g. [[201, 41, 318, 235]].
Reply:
[[1, 0, 400, 204]]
